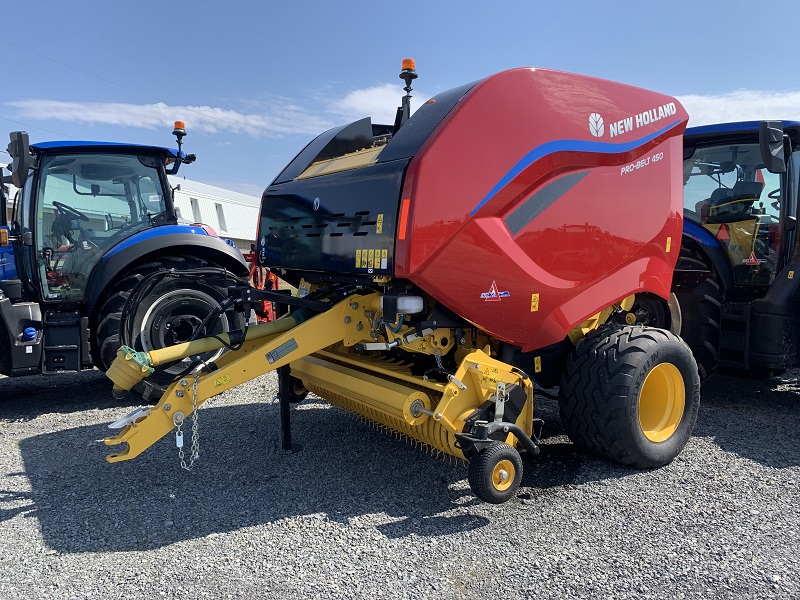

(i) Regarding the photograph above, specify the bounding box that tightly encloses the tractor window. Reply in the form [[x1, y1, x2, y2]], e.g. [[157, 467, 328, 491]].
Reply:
[[683, 143, 783, 286], [34, 153, 168, 302]]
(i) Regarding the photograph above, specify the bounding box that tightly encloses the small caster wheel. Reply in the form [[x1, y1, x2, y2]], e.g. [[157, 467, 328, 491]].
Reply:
[[288, 376, 308, 404], [467, 441, 523, 504]]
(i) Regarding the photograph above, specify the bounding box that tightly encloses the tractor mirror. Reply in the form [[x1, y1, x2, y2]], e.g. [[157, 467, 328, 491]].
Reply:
[[759, 121, 786, 174], [8, 131, 31, 188]]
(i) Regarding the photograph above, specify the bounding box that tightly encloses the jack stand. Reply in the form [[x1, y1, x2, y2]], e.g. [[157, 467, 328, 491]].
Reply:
[[277, 365, 302, 453]]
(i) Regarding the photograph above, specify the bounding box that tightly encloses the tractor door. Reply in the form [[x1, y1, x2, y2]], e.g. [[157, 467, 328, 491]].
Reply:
[[683, 142, 786, 288], [33, 153, 168, 302]]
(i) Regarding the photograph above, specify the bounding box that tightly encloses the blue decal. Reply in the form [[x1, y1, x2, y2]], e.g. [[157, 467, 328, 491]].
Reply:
[[103, 224, 210, 258], [470, 120, 683, 217]]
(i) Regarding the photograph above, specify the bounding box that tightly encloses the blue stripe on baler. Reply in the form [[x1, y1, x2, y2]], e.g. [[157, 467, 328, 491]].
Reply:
[[469, 119, 683, 217]]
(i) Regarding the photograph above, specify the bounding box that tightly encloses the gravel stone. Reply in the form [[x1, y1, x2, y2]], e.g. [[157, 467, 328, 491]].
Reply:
[[0, 367, 799, 599]]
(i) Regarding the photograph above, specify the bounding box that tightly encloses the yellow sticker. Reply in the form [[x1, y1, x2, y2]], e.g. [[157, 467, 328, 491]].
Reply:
[[381, 249, 388, 270], [355, 249, 361, 268], [368, 249, 375, 269], [531, 293, 540, 312], [534, 356, 542, 373], [666, 236, 672, 253], [790, 270, 795, 280], [376, 214, 384, 234], [213, 374, 232, 388]]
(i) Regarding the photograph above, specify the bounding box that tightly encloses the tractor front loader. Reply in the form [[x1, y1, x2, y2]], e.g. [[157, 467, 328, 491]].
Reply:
[[103, 63, 699, 504]]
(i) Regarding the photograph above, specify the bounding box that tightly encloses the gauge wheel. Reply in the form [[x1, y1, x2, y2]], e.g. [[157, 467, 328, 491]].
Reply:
[[467, 441, 523, 504]]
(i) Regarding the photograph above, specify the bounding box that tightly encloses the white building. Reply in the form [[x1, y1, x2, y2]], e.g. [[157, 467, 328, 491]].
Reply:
[[168, 176, 261, 253]]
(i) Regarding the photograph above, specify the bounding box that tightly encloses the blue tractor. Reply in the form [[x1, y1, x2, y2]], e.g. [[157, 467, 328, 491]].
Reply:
[[0, 124, 248, 399], [661, 120, 800, 379]]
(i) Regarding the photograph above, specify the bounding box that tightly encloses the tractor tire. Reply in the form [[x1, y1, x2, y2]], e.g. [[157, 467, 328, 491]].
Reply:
[[674, 277, 722, 381], [558, 324, 700, 469], [467, 441, 523, 504], [93, 255, 244, 401]]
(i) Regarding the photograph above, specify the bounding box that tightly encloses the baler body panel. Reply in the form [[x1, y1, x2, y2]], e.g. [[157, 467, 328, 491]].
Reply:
[[259, 67, 688, 352], [396, 68, 688, 350], [260, 160, 407, 275], [260, 81, 477, 277]]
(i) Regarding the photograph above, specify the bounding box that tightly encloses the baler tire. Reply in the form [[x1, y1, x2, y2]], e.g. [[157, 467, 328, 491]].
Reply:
[[558, 324, 700, 469], [93, 255, 243, 402], [674, 277, 722, 381], [467, 441, 523, 504]]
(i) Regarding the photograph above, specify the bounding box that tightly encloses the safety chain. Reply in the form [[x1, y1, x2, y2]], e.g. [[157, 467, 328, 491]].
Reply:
[[175, 372, 201, 470]]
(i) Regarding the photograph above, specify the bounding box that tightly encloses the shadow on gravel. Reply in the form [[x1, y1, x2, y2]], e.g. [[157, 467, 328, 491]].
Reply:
[[15, 400, 494, 553], [693, 372, 800, 468], [0, 370, 142, 421], [519, 396, 635, 493], [12, 392, 622, 554]]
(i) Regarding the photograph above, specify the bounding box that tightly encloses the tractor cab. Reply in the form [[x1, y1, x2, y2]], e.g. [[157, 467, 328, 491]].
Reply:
[[682, 121, 799, 297], [677, 120, 800, 375], [1, 129, 193, 306]]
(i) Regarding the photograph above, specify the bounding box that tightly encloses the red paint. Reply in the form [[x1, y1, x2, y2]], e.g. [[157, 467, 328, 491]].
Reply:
[[397, 198, 411, 241], [394, 68, 688, 351]]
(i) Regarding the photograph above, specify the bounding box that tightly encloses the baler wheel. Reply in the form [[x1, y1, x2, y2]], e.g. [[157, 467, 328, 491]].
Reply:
[[558, 324, 700, 469], [467, 442, 523, 504]]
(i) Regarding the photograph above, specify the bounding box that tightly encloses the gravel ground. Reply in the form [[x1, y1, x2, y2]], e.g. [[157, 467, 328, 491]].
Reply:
[[0, 367, 798, 599]]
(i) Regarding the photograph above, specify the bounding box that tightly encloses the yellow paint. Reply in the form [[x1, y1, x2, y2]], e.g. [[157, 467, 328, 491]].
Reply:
[[104, 294, 382, 462], [666, 236, 672, 253], [638, 362, 685, 442], [534, 356, 542, 373], [531, 293, 540, 312], [492, 459, 515, 491], [213, 374, 232, 388], [376, 214, 383, 234]]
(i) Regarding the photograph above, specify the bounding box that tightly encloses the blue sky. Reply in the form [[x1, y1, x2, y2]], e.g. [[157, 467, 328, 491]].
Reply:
[[2, 1, 799, 198]]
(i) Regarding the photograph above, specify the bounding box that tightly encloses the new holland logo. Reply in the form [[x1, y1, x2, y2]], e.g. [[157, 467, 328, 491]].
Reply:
[[480, 281, 510, 301], [589, 113, 604, 137]]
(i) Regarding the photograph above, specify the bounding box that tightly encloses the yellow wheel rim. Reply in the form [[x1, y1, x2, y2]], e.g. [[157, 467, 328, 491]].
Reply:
[[492, 459, 515, 491], [638, 362, 685, 442]]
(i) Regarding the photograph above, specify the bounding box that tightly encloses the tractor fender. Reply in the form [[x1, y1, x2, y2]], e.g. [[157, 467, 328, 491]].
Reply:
[[85, 227, 249, 312], [680, 221, 734, 293]]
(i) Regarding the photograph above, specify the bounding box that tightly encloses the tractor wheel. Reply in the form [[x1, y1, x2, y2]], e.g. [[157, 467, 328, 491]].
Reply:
[[558, 324, 700, 469], [94, 255, 243, 401], [467, 441, 523, 504], [673, 277, 722, 381]]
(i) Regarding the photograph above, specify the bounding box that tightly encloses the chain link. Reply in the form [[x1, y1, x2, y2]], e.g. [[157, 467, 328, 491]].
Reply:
[[177, 372, 201, 471], [433, 347, 444, 370]]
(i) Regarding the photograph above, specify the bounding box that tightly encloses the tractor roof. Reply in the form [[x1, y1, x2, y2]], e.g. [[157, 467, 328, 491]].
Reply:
[[685, 120, 800, 138], [31, 140, 179, 158]]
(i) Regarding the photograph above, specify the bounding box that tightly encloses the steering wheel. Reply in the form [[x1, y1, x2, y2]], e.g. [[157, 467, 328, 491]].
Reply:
[[768, 188, 781, 211], [52, 201, 90, 222]]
